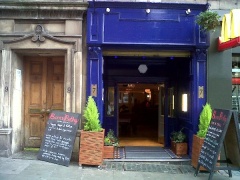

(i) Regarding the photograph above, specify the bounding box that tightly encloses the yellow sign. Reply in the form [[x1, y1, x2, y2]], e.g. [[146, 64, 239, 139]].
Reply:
[[220, 9, 240, 43]]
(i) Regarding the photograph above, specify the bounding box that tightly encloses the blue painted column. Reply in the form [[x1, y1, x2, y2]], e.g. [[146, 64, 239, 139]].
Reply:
[[192, 49, 207, 134], [87, 46, 104, 124]]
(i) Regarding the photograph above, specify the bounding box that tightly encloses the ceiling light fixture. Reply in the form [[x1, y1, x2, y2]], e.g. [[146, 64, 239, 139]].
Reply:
[[138, 64, 148, 74]]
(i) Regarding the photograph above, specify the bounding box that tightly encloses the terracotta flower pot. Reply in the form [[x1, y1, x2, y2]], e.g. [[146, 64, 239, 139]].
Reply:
[[171, 140, 188, 155], [103, 146, 115, 159]]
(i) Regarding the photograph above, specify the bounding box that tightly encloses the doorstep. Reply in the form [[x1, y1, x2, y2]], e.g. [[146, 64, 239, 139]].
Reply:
[[104, 156, 191, 164], [104, 146, 191, 164], [102, 160, 194, 174], [102, 148, 192, 173], [103, 155, 191, 166]]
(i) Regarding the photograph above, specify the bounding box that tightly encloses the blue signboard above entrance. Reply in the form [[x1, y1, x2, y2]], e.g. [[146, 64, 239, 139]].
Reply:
[[87, 2, 209, 47]]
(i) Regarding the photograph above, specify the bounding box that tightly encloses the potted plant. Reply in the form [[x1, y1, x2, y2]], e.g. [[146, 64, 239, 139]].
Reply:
[[196, 10, 220, 32], [191, 103, 212, 170], [170, 128, 188, 155], [103, 129, 118, 159], [79, 96, 105, 166]]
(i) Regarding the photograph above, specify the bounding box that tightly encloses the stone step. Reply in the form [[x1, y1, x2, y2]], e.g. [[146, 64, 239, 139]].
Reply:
[[102, 160, 194, 174]]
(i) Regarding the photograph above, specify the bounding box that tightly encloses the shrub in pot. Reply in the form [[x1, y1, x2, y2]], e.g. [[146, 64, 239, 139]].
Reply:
[[79, 96, 104, 166], [170, 128, 188, 155], [191, 103, 212, 170], [103, 129, 118, 159]]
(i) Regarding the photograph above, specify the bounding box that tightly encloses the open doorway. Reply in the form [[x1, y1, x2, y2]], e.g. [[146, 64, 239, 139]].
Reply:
[[118, 83, 164, 147], [103, 55, 188, 149]]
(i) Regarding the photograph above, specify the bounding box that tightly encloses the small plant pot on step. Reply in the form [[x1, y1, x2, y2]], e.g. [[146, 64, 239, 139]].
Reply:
[[103, 146, 115, 159], [171, 140, 188, 155]]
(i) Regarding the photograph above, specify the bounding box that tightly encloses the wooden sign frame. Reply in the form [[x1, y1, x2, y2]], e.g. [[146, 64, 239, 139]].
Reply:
[[194, 109, 240, 180]]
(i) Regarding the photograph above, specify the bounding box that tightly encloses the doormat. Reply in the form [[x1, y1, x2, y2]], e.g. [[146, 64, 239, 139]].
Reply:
[[114, 147, 126, 159], [164, 148, 182, 159], [114, 146, 181, 159]]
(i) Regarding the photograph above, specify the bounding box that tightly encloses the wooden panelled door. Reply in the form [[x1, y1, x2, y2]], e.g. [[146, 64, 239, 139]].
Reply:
[[24, 57, 64, 147]]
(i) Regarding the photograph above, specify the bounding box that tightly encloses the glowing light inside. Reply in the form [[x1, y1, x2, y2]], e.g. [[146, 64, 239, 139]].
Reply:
[[182, 94, 188, 112]]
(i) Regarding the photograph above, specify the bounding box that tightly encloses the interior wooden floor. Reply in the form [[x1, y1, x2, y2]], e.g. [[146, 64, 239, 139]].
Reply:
[[118, 122, 161, 147], [119, 137, 164, 147]]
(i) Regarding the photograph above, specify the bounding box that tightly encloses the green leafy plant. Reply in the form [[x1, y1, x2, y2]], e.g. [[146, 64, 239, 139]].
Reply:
[[83, 96, 102, 132], [197, 103, 212, 138], [171, 128, 186, 143], [196, 10, 220, 32], [104, 129, 118, 146]]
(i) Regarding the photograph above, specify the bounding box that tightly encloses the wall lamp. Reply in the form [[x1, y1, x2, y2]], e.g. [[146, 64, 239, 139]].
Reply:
[[186, 9, 191, 15], [106, 8, 110, 13], [146, 9, 151, 14]]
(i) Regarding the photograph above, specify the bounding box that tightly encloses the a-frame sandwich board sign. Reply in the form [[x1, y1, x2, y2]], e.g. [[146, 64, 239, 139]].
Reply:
[[194, 109, 240, 180], [38, 111, 80, 166]]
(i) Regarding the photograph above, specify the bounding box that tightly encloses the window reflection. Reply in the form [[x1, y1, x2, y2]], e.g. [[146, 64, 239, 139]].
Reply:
[[168, 88, 175, 117], [107, 87, 114, 116]]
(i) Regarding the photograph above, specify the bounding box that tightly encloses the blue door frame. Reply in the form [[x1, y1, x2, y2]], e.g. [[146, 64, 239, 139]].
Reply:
[[86, 2, 209, 155]]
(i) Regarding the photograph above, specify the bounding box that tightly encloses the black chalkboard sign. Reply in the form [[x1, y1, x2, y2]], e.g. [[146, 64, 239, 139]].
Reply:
[[198, 109, 231, 171], [195, 109, 240, 180], [37, 111, 80, 166]]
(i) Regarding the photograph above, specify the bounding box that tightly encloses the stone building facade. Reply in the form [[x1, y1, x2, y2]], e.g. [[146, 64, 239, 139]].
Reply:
[[0, 1, 88, 159]]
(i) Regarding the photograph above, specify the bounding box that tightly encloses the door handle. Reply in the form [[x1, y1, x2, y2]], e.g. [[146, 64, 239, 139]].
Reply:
[[46, 109, 51, 113], [41, 109, 46, 113], [40, 114, 44, 118]]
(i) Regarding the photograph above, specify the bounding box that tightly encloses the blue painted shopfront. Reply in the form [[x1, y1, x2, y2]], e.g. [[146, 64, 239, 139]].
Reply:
[[86, 2, 209, 155]]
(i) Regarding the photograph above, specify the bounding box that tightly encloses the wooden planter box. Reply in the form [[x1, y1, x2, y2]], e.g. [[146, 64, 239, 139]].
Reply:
[[79, 130, 105, 166], [171, 140, 188, 155], [191, 134, 206, 170], [103, 146, 115, 159]]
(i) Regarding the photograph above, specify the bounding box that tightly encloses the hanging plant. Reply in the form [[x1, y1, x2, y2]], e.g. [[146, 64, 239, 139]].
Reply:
[[196, 10, 221, 32]]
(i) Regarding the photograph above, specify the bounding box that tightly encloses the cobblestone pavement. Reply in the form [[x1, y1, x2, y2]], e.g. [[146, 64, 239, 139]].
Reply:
[[102, 161, 198, 174], [1, 157, 240, 180], [101, 161, 240, 176]]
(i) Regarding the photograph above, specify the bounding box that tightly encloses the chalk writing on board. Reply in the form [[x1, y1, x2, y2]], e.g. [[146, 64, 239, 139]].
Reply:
[[195, 110, 240, 180], [198, 109, 231, 171], [38, 111, 80, 166]]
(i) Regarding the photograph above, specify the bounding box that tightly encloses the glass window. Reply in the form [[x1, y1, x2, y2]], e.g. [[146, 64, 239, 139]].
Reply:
[[232, 56, 240, 123], [106, 87, 114, 116]]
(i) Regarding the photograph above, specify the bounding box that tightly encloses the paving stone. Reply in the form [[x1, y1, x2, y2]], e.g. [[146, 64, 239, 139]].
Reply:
[[102, 160, 240, 178]]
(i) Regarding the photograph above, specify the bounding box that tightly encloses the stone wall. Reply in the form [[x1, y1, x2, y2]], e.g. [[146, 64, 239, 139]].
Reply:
[[0, 0, 87, 158], [11, 52, 24, 154]]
